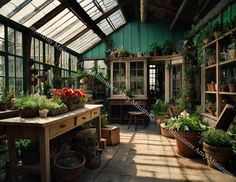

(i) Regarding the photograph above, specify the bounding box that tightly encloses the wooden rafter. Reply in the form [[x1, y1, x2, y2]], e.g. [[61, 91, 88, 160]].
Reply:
[[63, 3, 124, 46], [140, 0, 148, 23], [0, 0, 10, 8], [31, 4, 67, 29], [59, 0, 106, 41]]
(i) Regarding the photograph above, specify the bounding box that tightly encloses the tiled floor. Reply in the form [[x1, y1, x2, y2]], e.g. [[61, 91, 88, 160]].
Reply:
[[1, 121, 236, 182]]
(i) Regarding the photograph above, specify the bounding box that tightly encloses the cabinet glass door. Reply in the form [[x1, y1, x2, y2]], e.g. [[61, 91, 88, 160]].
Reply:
[[130, 61, 144, 95], [113, 62, 126, 95]]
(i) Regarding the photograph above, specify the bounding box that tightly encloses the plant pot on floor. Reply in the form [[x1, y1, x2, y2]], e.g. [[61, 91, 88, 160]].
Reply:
[[203, 143, 233, 170], [160, 123, 175, 139], [174, 131, 202, 158], [53, 151, 86, 182]]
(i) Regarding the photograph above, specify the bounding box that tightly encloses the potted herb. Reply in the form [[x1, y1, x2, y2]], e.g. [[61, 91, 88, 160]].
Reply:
[[227, 77, 236, 92], [162, 40, 173, 55], [220, 79, 229, 92], [228, 37, 236, 60], [202, 129, 233, 170], [166, 116, 208, 158], [14, 96, 39, 118], [0, 90, 8, 111], [16, 139, 39, 164]]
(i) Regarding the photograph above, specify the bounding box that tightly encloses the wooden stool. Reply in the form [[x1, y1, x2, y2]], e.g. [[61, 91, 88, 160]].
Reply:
[[128, 111, 146, 131]]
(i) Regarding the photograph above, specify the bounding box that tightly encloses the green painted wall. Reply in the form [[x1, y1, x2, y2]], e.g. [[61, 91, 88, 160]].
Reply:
[[83, 19, 187, 59]]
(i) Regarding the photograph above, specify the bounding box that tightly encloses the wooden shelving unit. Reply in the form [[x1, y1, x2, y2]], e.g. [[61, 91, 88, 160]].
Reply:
[[201, 27, 236, 123]]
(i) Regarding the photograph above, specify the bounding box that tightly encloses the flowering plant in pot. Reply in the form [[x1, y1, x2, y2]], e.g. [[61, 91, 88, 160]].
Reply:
[[166, 116, 208, 158], [202, 129, 233, 170]]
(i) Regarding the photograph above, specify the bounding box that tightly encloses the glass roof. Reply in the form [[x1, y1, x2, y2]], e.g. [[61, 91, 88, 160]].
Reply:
[[0, 0, 126, 54], [68, 30, 101, 53], [0, 0, 61, 27], [37, 8, 87, 44]]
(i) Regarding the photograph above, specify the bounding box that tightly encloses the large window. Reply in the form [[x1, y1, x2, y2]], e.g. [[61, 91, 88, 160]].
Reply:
[[0, 24, 24, 95]]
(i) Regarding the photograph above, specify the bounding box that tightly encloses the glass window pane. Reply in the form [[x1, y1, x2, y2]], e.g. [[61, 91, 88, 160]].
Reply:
[[8, 27, 15, 54], [9, 78, 15, 92], [16, 78, 23, 96], [8, 56, 15, 77], [0, 24, 5, 51], [16, 31, 23, 56], [40, 40, 43, 62], [0, 56, 5, 76], [108, 10, 126, 29], [0, 77, 5, 90], [16, 57, 23, 77], [35, 38, 39, 61], [97, 19, 113, 35]]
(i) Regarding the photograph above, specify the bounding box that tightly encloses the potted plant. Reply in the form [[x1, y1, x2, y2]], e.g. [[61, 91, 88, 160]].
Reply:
[[0, 90, 8, 111], [227, 77, 236, 92], [212, 22, 223, 39], [151, 100, 168, 122], [53, 151, 86, 182], [162, 40, 173, 55], [150, 43, 162, 56], [202, 129, 233, 170], [38, 109, 49, 118], [160, 118, 176, 139], [14, 96, 39, 118], [220, 79, 229, 92], [16, 139, 39, 165], [166, 116, 208, 158], [228, 37, 236, 60]]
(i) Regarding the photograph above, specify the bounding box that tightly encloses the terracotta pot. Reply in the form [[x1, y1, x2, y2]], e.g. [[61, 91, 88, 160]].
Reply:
[[210, 81, 215, 91], [53, 151, 86, 182], [0, 103, 7, 111], [19, 109, 38, 118], [160, 124, 175, 139], [228, 49, 236, 60], [207, 84, 212, 91], [174, 131, 202, 158], [203, 143, 233, 170], [220, 85, 229, 92], [228, 84, 236, 92]]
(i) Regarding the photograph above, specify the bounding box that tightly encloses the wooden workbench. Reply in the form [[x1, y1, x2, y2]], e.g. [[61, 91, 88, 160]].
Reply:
[[0, 104, 102, 182]]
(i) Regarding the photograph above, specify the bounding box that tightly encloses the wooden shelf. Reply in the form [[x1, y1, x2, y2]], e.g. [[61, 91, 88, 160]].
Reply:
[[203, 39, 217, 49], [205, 64, 216, 70], [205, 91, 217, 94], [219, 59, 236, 66], [219, 92, 236, 95]]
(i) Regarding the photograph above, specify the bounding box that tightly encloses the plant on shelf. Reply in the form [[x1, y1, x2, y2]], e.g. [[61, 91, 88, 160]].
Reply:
[[212, 22, 223, 39], [162, 40, 173, 55], [228, 36, 236, 60], [166, 116, 208, 158], [220, 79, 229, 92], [117, 47, 129, 57], [202, 128, 233, 170], [227, 77, 236, 92], [203, 25, 213, 45], [0, 89, 10, 111], [16, 139, 39, 165], [150, 43, 162, 56]]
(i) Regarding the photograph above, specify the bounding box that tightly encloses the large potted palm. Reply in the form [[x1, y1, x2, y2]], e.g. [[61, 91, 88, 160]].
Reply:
[[166, 116, 208, 158], [202, 128, 233, 170]]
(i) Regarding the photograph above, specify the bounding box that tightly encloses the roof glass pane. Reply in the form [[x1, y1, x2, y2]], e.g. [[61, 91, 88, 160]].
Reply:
[[97, 19, 113, 35], [97, 0, 118, 12], [0, 0, 60, 27], [108, 9, 126, 29], [68, 30, 101, 53]]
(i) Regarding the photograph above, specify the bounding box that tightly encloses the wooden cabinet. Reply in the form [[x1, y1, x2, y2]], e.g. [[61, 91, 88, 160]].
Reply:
[[201, 27, 236, 124], [110, 58, 147, 97]]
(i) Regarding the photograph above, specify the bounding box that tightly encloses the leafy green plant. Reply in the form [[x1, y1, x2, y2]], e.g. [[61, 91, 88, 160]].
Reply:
[[151, 100, 168, 116], [202, 129, 232, 148], [150, 43, 162, 55], [101, 108, 109, 127], [166, 116, 208, 132], [81, 129, 99, 146], [16, 139, 38, 152], [162, 40, 173, 55]]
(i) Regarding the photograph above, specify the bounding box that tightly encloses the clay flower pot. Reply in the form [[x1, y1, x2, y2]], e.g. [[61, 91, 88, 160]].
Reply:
[[203, 143, 233, 170], [228, 84, 236, 92], [160, 123, 175, 139]]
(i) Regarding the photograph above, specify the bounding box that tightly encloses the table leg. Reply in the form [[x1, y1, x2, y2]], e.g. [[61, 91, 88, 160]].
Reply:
[[95, 117, 101, 140], [39, 128, 50, 182], [7, 129, 17, 182]]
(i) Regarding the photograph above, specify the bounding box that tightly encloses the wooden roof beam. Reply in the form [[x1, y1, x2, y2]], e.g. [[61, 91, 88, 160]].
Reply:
[[59, 0, 106, 41], [0, 0, 10, 8], [31, 4, 68, 29], [63, 3, 124, 46], [141, 0, 148, 23]]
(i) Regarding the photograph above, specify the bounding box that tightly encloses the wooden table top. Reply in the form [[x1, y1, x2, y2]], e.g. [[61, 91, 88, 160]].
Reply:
[[0, 104, 102, 127]]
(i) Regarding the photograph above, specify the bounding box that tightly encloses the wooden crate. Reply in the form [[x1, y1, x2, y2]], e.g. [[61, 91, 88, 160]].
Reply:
[[101, 127, 120, 145], [99, 138, 107, 149]]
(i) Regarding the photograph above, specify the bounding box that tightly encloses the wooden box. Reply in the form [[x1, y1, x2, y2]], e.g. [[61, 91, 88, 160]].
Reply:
[[101, 127, 120, 145], [99, 138, 107, 149]]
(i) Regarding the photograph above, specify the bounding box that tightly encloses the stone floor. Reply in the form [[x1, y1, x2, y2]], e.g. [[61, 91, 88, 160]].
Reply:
[[81, 121, 236, 182], [1, 121, 236, 182]]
